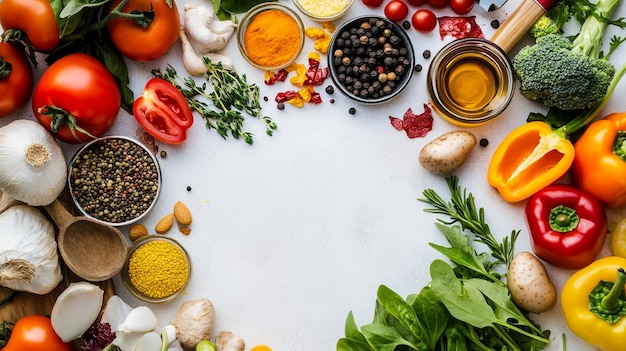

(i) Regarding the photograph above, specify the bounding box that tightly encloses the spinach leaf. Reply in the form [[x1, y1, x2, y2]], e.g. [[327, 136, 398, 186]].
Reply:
[[337, 312, 374, 351], [408, 286, 449, 350], [360, 323, 422, 351], [376, 285, 428, 344]]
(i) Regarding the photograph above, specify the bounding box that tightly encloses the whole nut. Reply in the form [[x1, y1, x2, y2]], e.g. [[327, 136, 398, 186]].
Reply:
[[129, 223, 148, 241], [155, 213, 174, 234], [173, 201, 192, 225]]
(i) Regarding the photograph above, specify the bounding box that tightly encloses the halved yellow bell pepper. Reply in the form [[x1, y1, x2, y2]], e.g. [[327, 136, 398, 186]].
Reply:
[[487, 121, 574, 202], [561, 256, 626, 351]]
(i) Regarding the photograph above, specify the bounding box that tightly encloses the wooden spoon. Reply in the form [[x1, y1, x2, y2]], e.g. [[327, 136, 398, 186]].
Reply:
[[44, 199, 128, 282]]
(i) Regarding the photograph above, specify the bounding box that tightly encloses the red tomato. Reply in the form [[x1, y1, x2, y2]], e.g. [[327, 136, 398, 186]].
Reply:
[[2, 315, 73, 351], [427, 0, 449, 8], [450, 0, 474, 14], [32, 53, 121, 144], [407, 0, 427, 5], [362, 0, 385, 6], [411, 9, 437, 32], [0, 0, 60, 52], [0, 42, 33, 117], [107, 0, 180, 61], [133, 78, 194, 144], [384, 1, 409, 22]]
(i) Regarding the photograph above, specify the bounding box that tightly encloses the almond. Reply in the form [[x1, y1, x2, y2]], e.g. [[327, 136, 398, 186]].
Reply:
[[155, 213, 174, 234], [173, 201, 192, 225], [129, 223, 149, 241]]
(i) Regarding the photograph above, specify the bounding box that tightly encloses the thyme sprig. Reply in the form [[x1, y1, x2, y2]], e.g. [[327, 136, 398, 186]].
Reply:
[[419, 176, 519, 267], [152, 60, 276, 145]]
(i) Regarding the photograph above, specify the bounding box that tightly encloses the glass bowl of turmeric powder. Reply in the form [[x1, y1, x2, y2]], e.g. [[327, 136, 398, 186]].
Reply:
[[237, 3, 305, 71], [121, 235, 191, 303], [292, 0, 355, 21]]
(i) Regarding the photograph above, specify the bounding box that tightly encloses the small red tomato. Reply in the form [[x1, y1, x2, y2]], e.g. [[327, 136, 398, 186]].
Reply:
[[384, 0, 409, 22], [0, 42, 33, 117], [411, 9, 437, 32], [407, 0, 427, 5], [362, 0, 384, 6], [450, 0, 474, 14], [133, 77, 194, 144], [427, 0, 449, 8], [2, 315, 73, 351]]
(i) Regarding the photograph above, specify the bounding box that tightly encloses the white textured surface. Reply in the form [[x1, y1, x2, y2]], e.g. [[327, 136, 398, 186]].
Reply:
[[3, 0, 626, 350]]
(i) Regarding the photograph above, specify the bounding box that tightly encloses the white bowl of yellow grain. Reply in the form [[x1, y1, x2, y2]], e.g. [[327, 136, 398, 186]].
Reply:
[[292, 0, 354, 21]]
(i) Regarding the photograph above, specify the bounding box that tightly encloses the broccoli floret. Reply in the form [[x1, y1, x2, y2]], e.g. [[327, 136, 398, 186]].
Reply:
[[529, 15, 561, 39], [513, 34, 615, 110], [513, 0, 623, 111]]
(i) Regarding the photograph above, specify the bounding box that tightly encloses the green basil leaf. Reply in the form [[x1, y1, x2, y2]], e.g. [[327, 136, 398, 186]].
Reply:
[[60, 0, 111, 19], [220, 0, 276, 14]]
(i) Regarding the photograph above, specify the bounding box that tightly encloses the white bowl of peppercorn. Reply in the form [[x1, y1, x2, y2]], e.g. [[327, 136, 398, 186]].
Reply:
[[327, 16, 415, 104], [67, 136, 162, 227]]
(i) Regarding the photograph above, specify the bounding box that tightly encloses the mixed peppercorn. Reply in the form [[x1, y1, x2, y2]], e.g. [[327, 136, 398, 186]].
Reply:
[[330, 18, 412, 100], [69, 137, 160, 224]]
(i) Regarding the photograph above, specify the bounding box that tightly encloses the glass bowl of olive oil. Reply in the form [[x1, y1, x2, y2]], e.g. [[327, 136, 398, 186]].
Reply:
[[427, 38, 515, 127]]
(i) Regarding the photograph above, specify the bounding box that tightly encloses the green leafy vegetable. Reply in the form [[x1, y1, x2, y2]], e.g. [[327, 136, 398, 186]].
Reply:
[[337, 176, 550, 351], [214, 0, 277, 20]]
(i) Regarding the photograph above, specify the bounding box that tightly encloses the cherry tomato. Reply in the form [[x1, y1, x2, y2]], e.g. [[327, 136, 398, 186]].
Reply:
[[384, 0, 410, 22], [2, 315, 73, 351], [450, 0, 474, 14], [362, 0, 385, 6], [32, 53, 121, 144], [411, 9, 437, 32], [0, 42, 33, 117], [407, 0, 427, 5], [133, 78, 194, 144], [427, 0, 449, 8], [0, 0, 60, 52], [107, 0, 180, 61]]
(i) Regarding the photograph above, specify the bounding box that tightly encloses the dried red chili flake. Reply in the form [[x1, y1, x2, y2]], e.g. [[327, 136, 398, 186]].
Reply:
[[437, 16, 484, 40], [309, 91, 322, 104], [389, 104, 434, 138], [275, 90, 299, 103], [304, 57, 329, 86], [265, 69, 290, 85]]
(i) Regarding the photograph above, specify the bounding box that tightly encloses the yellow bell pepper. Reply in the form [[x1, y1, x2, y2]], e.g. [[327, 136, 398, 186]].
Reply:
[[487, 121, 574, 202], [561, 256, 626, 351]]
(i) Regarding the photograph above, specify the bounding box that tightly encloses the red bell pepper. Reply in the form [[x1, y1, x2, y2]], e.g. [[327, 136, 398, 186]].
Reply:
[[525, 184, 607, 270]]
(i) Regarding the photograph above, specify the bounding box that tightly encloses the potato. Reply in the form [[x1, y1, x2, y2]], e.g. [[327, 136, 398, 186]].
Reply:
[[507, 251, 557, 313], [418, 131, 477, 175]]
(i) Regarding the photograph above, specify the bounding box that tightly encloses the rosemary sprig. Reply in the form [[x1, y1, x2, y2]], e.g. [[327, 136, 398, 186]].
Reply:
[[152, 61, 277, 145], [418, 175, 519, 267]]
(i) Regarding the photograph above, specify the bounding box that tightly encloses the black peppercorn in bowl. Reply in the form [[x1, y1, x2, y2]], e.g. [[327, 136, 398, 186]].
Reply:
[[67, 136, 162, 227], [327, 16, 415, 104]]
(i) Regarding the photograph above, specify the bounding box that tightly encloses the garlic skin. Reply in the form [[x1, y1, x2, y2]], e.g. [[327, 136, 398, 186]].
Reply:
[[0, 120, 67, 206], [180, 29, 232, 76], [0, 205, 61, 294], [183, 5, 235, 54]]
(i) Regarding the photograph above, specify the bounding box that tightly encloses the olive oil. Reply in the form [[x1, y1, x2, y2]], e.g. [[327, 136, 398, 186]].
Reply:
[[428, 38, 514, 127]]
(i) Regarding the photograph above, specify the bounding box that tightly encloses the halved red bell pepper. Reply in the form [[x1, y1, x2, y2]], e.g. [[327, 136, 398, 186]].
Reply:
[[571, 112, 626, 207], [525, 184, 607, 270]]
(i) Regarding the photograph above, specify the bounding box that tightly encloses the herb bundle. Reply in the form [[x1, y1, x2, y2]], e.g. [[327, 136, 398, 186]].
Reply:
[[337, 176, 550, 351], [152, 62, 276, 145]]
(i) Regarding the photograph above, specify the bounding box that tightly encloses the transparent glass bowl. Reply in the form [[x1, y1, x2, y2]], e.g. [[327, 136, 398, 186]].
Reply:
[[121, 235, 191, 303], [67, 136, 161, 227], [237, 3, 305, 71], [427, 38, 515, 127], [292, 0, 354, 21]]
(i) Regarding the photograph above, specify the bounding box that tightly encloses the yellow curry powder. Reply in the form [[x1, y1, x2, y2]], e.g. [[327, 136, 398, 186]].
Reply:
[[128, 240, 189, 299], [244, 9, 302, 68]]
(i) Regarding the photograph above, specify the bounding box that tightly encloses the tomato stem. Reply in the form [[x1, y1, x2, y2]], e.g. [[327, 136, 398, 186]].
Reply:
[[38, 105, 97, 142], [0, 57, 12, 79]]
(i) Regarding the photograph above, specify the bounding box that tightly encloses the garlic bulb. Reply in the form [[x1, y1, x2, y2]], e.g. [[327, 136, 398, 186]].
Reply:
[[183, 4, 235, 54], [0, 205, 62, 294], [0, 119, 67, 206]]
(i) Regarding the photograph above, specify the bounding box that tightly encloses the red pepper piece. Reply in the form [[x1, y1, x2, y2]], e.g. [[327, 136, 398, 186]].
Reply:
[[525, 184, 607, 270]]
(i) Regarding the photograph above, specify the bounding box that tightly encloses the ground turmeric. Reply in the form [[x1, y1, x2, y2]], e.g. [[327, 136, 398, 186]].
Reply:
[[244, 9, 302, 68]]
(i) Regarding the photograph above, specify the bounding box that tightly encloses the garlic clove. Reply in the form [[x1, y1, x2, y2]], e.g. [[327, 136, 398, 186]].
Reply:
[[51, 282, 104, 342], [183, 4, 234, 54], [118, 306, 158, 334]]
